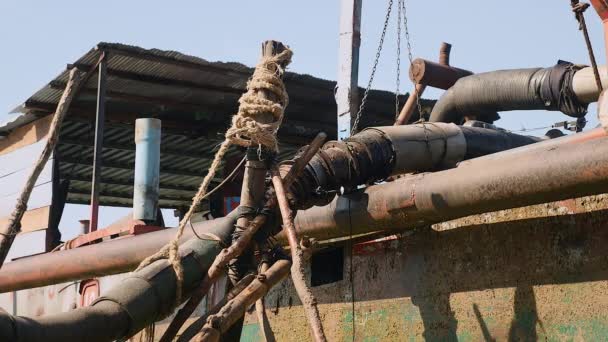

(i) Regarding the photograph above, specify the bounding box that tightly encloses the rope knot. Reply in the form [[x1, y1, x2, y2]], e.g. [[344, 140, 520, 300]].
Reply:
[[226, 48, 293, 152]]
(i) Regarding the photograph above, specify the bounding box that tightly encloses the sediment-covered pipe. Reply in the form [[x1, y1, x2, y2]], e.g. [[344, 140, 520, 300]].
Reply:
[[288, 136, 608, 242], [429, 62, 597, 124], [0, 130, 603, 295], [0, 222, 233, 342], [291, 123, 540, 208], [0, 212, 237, 293], [133, 118, 161, 221], [458, 126, 608, 166]]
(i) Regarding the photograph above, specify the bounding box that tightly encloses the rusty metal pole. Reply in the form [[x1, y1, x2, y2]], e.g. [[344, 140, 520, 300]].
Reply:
[[395, 42, 453, 125], [0, 212, 238, 292], [408, 58, 473, 90], [89, 53, 107, 232]]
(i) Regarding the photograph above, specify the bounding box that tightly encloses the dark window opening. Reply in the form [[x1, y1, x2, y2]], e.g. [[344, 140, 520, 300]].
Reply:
[[311, 247, 344, 287]]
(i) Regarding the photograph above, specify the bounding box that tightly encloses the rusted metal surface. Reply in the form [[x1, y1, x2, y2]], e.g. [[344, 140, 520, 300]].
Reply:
[[394, 83, 426, 125], [0, 212, 236, 292], [287, 136, 608, 242], [409, 58, 473, 90], [241, 192, 608, 341], [395, 42, 451, 125], [196, 260, 291, 341], [64, 218, 163, 249]]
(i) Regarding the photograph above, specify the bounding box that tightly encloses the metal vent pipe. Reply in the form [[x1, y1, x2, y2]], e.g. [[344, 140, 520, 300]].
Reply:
[[133, 118, 161, 221]]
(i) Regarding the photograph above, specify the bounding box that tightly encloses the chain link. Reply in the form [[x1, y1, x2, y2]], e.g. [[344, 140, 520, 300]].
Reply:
[[401, 0, 423, 121], [395, 0, 402, 118], [351, 0, 393, 135]]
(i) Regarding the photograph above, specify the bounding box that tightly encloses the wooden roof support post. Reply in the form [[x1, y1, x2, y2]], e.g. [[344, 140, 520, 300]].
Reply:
[[0, 69, 85, 268]]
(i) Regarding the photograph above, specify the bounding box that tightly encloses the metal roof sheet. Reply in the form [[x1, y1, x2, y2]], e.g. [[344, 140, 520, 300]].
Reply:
[[3, 42, 434, 208]]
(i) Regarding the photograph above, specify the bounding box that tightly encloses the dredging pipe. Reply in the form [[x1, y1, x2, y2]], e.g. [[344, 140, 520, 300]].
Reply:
[[0, 216, 234, 342], [0, 212, 237, 292], [288, 135, 608, 242], [429, 62, 603, 124], [0, 124, 572, 292], [2, 129, 608, 341], [291, 122, 540, 208]]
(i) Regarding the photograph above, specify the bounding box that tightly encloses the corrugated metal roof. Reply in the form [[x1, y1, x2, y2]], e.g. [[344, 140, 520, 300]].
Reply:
[[3, 42, 434, 208]]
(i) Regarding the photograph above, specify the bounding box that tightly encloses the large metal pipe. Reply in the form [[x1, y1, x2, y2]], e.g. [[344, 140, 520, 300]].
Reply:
[[133, 118, 161, 221], [0, 131, 605, 294], [291, 123, 540, 208], [0, 123, 547, 293], [288, 136, 608, 242], [429, 62, 597, 124], [458, 126, 608, 166], [572, 65, 608, 103], [0, 225, 232, 342], [0, 212, 237, 292], [409, 58, 473, 90]]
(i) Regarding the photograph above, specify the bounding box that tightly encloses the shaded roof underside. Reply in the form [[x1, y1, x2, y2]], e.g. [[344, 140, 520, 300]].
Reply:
[[5, 42, 432, 208]]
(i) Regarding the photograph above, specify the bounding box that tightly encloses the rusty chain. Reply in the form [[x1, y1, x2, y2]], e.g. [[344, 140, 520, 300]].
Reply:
[[401, 0, 423, 120], [351, 0, 393, 135], [395, 0, 402, 118]]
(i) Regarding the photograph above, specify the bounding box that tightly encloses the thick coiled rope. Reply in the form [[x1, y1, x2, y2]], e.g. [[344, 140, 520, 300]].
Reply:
[[134, 48, 293, 310]]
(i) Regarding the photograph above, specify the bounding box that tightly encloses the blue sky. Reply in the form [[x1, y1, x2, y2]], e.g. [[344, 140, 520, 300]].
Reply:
[[0, 0, 606, 232]]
